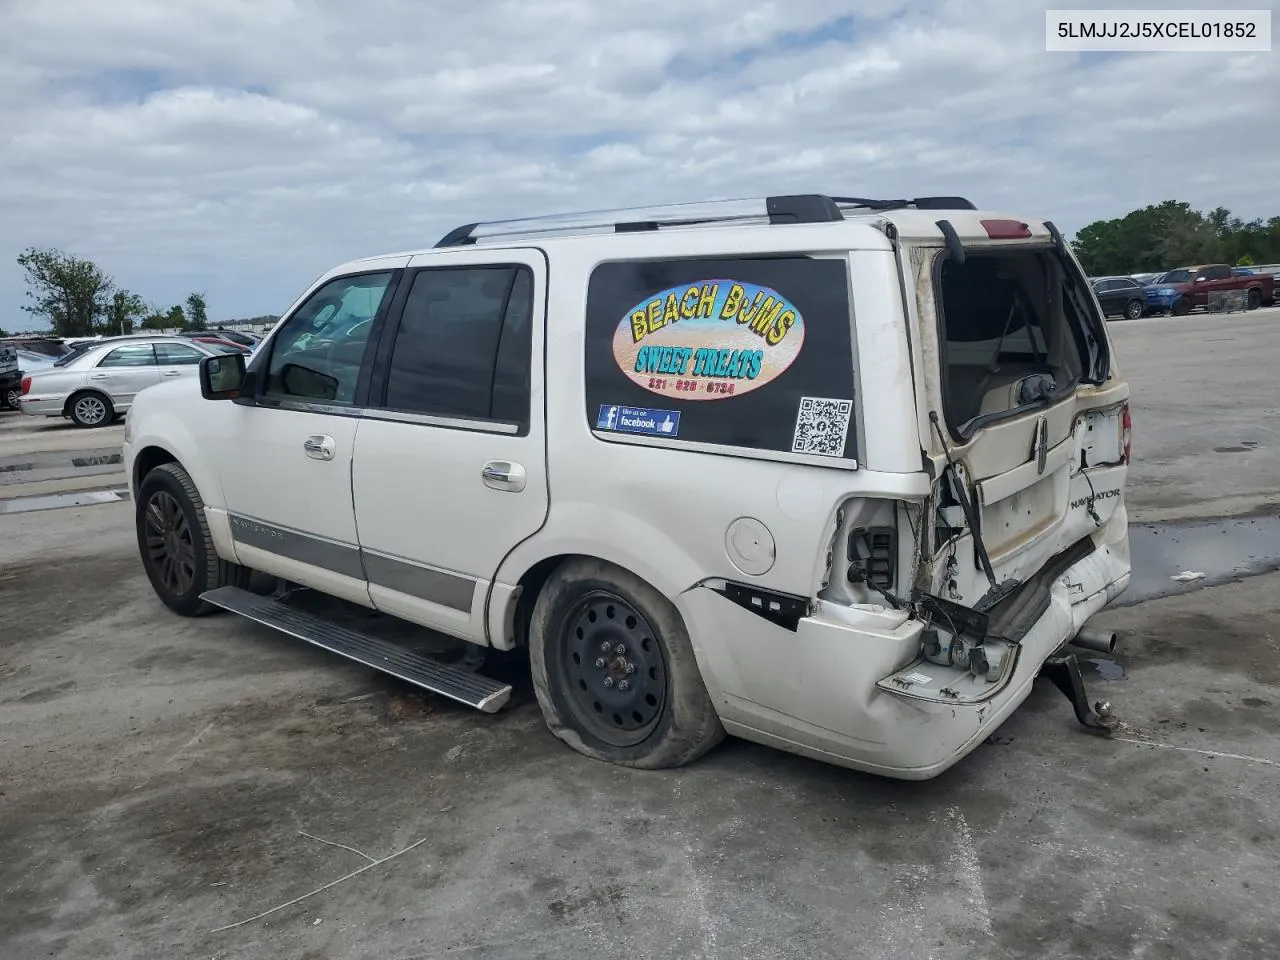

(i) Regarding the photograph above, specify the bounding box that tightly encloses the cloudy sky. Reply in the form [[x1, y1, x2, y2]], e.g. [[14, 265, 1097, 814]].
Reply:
[[2, 0, 1275, 328]]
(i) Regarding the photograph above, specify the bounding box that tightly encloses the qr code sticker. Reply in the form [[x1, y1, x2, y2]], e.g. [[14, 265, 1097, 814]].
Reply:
[[791, 397, 852, 457]]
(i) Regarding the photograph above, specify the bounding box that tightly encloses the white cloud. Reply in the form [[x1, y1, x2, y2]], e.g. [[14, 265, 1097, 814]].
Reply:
[[1, 0, 1275, 326]]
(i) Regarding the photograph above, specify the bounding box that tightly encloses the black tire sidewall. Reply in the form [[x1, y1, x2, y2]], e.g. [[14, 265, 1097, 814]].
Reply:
[[1247, 289, 1261, 310], [529, 559, 724, 769], [1125, 299, 1143, 319], [1173, 298, 1190, 316], [69, 390, 114, 427], [136, 464, 219, 616]]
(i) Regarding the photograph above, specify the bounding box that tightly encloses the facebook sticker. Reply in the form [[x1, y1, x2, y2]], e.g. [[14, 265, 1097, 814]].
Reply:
[[596, 404, 681, 438]]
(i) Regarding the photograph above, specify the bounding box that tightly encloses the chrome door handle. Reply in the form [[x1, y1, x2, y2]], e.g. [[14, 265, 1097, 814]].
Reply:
[[89, 374, 110, 380], [481, 460, 526, 492], [303, 435, 336, 461]]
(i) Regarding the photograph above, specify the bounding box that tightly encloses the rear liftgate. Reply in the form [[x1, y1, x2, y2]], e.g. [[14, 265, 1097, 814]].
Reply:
[[201, 585, 511, 712]]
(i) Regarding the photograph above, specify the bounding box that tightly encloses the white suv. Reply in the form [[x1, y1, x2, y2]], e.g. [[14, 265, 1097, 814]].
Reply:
[[123, 194, 1132, 779]]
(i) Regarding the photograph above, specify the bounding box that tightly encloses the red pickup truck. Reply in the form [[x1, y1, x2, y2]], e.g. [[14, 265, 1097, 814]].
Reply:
[[1150, 263, 1276, 314]]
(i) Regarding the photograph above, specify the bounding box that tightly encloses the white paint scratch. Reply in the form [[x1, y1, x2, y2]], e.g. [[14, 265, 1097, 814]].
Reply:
[[298, 831, 377, 863], [945, 806, 994, 937], [683, 841, 719, 959], [211, 836, 428, 932], [1114, 736, 1280, 769], [164, 721, 215, 766]]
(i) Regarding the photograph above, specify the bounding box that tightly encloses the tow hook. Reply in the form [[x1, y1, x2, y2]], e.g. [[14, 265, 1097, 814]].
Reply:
[[1040, 650, 1116, 737]]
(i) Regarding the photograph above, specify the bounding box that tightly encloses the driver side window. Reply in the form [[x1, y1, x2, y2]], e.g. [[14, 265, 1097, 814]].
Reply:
[[264, 272, 393, 404]]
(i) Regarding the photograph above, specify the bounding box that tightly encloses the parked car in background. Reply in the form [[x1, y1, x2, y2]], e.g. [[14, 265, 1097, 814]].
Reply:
[[1145, 264, 1276, 315], [189, 335, 253, 355], [181, 328, 261, 349], [19, 335, 221, 427], [1232, 267, 1254, 276], [1130, 272, 1163, 285], [0, 346, 20, 409], [1090, 276, 1148, 319]]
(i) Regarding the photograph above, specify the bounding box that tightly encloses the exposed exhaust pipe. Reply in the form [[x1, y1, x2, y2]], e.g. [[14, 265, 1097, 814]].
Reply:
[[1072, 626, 1118, 654]]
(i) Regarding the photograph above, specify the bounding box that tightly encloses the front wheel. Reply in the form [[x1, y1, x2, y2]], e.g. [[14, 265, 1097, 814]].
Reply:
[[529, 558, 725, 769], [1171, 297, 1191, 317], [1246, 288, 1262, 310], [1124, 298, 1144, 320], [136, 462, 249, 615]]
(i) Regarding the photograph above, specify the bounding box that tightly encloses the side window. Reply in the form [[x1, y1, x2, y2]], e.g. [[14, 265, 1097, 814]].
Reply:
[[584, 257, 857, 458], [381, 265, 532, 423], [265, 272, 393, 404], [155, 342, 205, 366], [491, 269, 534, 424], [1206, 266, 1231, 281], [1116, 279, 1138, 290], [98, 344, 157, 368], [1094, 280, 1116, 293]]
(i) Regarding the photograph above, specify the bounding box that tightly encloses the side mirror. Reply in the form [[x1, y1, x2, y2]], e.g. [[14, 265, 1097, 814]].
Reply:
[[200, 352, 246, 400], [1193, 275, 1207, 282]]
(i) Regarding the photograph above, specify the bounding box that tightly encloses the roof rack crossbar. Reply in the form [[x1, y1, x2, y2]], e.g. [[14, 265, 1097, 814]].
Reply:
[[434, 194, 846, 247], [833, 196, 977, 211]]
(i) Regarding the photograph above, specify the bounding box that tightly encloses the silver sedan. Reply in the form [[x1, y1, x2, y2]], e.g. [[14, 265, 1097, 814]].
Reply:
[[18, 335, 223, 428]]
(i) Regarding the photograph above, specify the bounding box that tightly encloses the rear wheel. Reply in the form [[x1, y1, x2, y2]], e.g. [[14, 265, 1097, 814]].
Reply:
[[529, 558, 725, 769], [2, 387, 18, 410], [68, 390, 113, 427], [1124, 298, 1144, 320], [1246, 288, 1262, 310], [1171, 297, 1191, 317], [136, 462, 249, 615]]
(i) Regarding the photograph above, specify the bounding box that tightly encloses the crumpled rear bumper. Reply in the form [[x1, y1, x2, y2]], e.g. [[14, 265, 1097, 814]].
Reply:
[[679, 524, 1130, 780]]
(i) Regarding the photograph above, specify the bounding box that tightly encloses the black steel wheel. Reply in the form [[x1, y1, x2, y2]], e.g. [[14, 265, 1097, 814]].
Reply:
[[136, 462, 249, 616], [529, 558, 725, 769], [556, 591, 667, 746]]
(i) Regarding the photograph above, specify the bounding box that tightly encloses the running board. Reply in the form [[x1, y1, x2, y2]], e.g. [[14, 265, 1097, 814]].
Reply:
[[200, 586, 511, 713]]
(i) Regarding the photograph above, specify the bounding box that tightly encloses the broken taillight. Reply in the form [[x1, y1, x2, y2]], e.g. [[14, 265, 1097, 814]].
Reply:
[[1121, 402, 1132, 463], [20, 376, 31, 395]]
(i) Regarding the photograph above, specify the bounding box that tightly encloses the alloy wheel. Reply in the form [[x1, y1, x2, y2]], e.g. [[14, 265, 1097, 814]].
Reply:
[[143, 490, 197, 596], [74, 394, 108, 425]]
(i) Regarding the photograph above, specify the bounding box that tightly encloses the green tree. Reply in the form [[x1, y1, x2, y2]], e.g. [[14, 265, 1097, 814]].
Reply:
[[186, 292, 209, 329], [140, 308, 169, 330], [166, 304, 187, 330], [16, 247, 115, 337], [106, 289, 148, 336], [1237, 252, 1255, 266]]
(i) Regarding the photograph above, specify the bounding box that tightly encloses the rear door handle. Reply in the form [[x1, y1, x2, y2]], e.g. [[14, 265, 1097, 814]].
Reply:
[[481, 460, 526, 492], [303, 435, 336, 461], [89, 374, 110, 380]]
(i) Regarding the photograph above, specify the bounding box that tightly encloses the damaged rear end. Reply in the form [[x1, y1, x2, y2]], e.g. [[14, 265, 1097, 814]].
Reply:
[[867, 212, 1131, 742]]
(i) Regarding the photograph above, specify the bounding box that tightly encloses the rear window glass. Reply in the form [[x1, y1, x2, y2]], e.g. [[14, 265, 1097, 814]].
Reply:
[[583, 256, 858, 461]]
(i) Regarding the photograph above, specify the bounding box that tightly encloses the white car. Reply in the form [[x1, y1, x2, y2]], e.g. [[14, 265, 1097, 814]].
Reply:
[[20, 335, 220, 427], [124, 193, 1133, 780]]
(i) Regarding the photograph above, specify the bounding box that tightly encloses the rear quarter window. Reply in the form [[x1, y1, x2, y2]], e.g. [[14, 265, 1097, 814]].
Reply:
[[583, 256, 858, 461]]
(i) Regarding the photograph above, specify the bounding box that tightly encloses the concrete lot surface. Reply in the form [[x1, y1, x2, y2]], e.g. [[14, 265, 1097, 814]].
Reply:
[[2, 311, 1279, 960]]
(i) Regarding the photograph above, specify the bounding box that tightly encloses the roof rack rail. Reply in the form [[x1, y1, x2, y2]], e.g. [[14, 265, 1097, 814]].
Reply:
[[432, 193, 976, 247], [434, 194, 845, 247]]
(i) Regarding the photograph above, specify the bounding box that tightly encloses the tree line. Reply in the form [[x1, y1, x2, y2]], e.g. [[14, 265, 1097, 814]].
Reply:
[[6, 247, 273, 339], [1070, 201, 1280, 277]]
